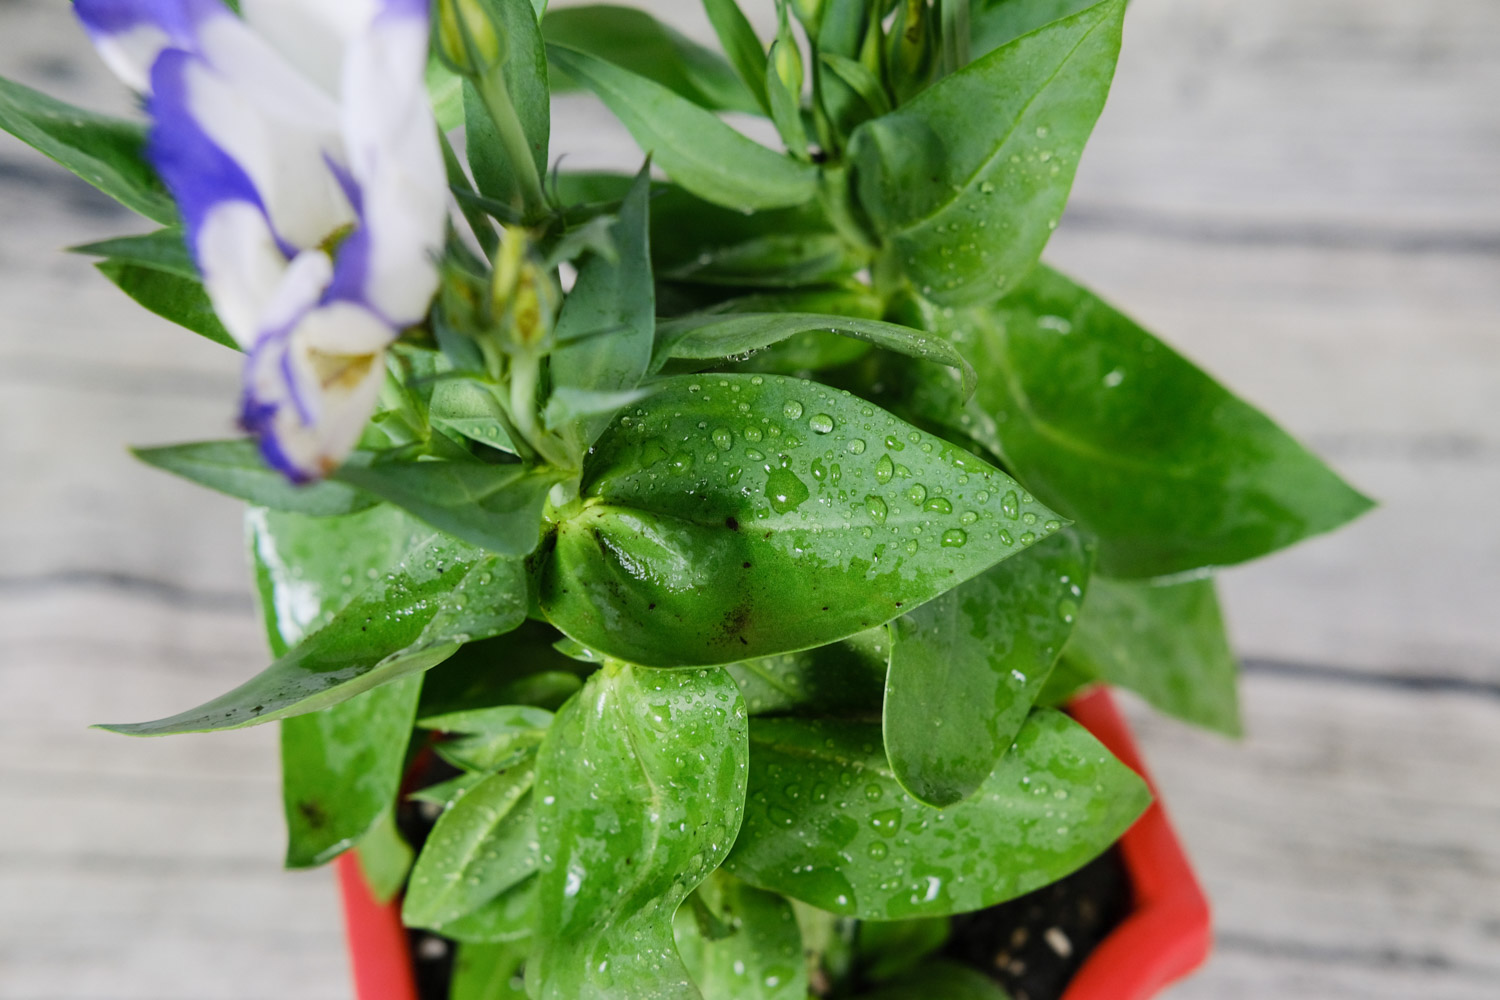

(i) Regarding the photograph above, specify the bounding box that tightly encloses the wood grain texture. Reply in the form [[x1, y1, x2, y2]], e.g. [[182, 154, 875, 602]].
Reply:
[[1, 0, 1496, 997]]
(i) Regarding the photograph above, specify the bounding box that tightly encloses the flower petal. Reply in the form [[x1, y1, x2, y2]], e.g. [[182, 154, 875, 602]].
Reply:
[[239, 0, 381, 96], [74, 0, 224, 92], [330, 4, 446, 325]]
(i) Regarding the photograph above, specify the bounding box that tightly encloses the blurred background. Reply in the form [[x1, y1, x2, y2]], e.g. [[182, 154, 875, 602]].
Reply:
[[1, 0, 1496, 997]]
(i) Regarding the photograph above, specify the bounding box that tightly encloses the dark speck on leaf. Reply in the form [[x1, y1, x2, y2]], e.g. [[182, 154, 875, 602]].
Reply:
[[297, 800, 329, 829], [725, 516, 740, 531], [648, 603, 656, 610], [742, 562, 751, 569]]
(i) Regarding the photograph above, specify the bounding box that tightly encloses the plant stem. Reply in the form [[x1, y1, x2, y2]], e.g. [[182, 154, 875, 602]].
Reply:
[[477, 69, 547, 221]]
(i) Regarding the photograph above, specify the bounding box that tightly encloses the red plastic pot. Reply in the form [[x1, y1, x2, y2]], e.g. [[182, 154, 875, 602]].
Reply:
[[336, 688, 1210, 1000]]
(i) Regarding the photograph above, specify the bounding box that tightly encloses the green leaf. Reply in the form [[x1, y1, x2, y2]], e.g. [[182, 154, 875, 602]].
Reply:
[[437, 725, 548, 774], [403, 764, 539, 930], [72, 228, 195, 278], [939, 0, 974, 73], [420, 704, 555, 735], [529, 664, 750, 1000], [1065, 576, 1242, 736], [544, 5, 760, 113], [550, 165, 654, 447], [133, 439, 378, 517], [808, 0, 874, 145], [98, 507, 527, 735], [556, 173, 864, 290], [354, 806, 416, 903], [334, 457, 561, 557], [729, 627, 888, 716], [95, 259, 236, 350], [701, 0, 770, 113], [848, 0, 1124, 304], [540, 374, 1063, 667], [971, 0, 1098, 59], [452, 941, 530, 1000], [956, 265, 1375, 576], [673, 874, 807, 1000], [0, 75, 175, 223], [884, 530, 1094, 806], [430, 380, 518, 454], [547, 45, 818, 212], [465, 0, 551, 209], [247, 505, 423, 871], [723, 709, 1148, 919], [654, 312, 977, 399], [819, 53, 891, 118], [862, 962, 1013, 1000], [445, 876, 539, 942], [281, 676, 421, 868], [856, 917, 952, 983], [416, 625, 589, 719]]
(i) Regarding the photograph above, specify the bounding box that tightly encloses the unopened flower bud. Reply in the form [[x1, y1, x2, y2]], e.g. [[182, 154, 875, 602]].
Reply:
[[437, 0, 504, 75]]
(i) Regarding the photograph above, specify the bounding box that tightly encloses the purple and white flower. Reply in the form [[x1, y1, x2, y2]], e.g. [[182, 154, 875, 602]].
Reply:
[[76, 0, 447, 480]]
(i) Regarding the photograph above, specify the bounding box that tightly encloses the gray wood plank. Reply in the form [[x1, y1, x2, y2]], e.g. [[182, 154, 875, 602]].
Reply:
[[1, 0, 1497, 998]]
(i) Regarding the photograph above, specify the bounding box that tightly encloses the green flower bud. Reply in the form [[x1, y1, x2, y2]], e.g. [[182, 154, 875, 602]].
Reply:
[[437, 0, 504, 75]]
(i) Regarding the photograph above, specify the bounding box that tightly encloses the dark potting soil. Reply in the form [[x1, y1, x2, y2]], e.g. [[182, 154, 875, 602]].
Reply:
[[941, 847, 1133, 1000]]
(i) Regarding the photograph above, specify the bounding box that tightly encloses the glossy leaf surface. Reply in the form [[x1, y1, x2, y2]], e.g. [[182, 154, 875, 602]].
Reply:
[[547, 45, 817, 212], [249, 506, 423, 869], [281, 677, 420, 868], [673, 874, 807, 1000], [0, 74, 175, 222], [100, 507, 527, 735], [955, 265, 1374, 577], [701, 0, 770, 113], [848, 0, 1124, 304], [529, 665, 750, 1000], [544, 5, 759, 113], [885, 530, 1093, 806], [354, 806, 415, 903], [452, 941, 529, 1000], [134, 439, 377, 516], [1065, 576, 1242, 736], [335, 458, 560, 557], [724, 710, 1148, 919], [403, 765, 539, 930], [539, 374, 1063, 666], [73, 228, 195, 277], [654, 313, 977, 398]]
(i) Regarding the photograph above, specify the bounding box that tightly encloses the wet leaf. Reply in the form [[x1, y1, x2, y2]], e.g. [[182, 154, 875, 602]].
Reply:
[[539, 374, 1062, 666], [954, 265, 1374, 577], [848, 0, 1124, 304], [673, 874, 807, 1000], [528, 665, 749, 1000], [724, 709, 1148, 919], [403, 765, 539, 930], [654, 313, 977, 399], [99, 507, 527, 735], [885, 530, 1094, 806]]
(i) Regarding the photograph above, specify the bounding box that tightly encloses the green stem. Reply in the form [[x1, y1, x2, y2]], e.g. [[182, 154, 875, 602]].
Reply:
[[477, 69, 547, 221]]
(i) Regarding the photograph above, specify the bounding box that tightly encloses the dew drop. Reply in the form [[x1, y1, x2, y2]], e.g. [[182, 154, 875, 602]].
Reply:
[[865, 495, 889, 525], [809, 413, 835, 434], [765, 468, 809, 513], [925, 497, 953, 515], [874, 454, 894, 484], [783, 400, 804, 420], [744, 426, 763, 443], [941, 528, 968, 548], [1057, 599, 1079, 624], [847, 438, 867, 455], [712, 427, 733, 451], [906, 484, 927, 504], [1001, 490, 1020, 519]]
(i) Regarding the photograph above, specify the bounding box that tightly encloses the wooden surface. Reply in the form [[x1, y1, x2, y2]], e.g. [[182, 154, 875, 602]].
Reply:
[[1, 0, 1497, 997]]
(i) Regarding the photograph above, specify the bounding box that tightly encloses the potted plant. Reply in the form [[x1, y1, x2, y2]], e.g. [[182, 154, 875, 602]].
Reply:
[[0, 1, 1370, 998]]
